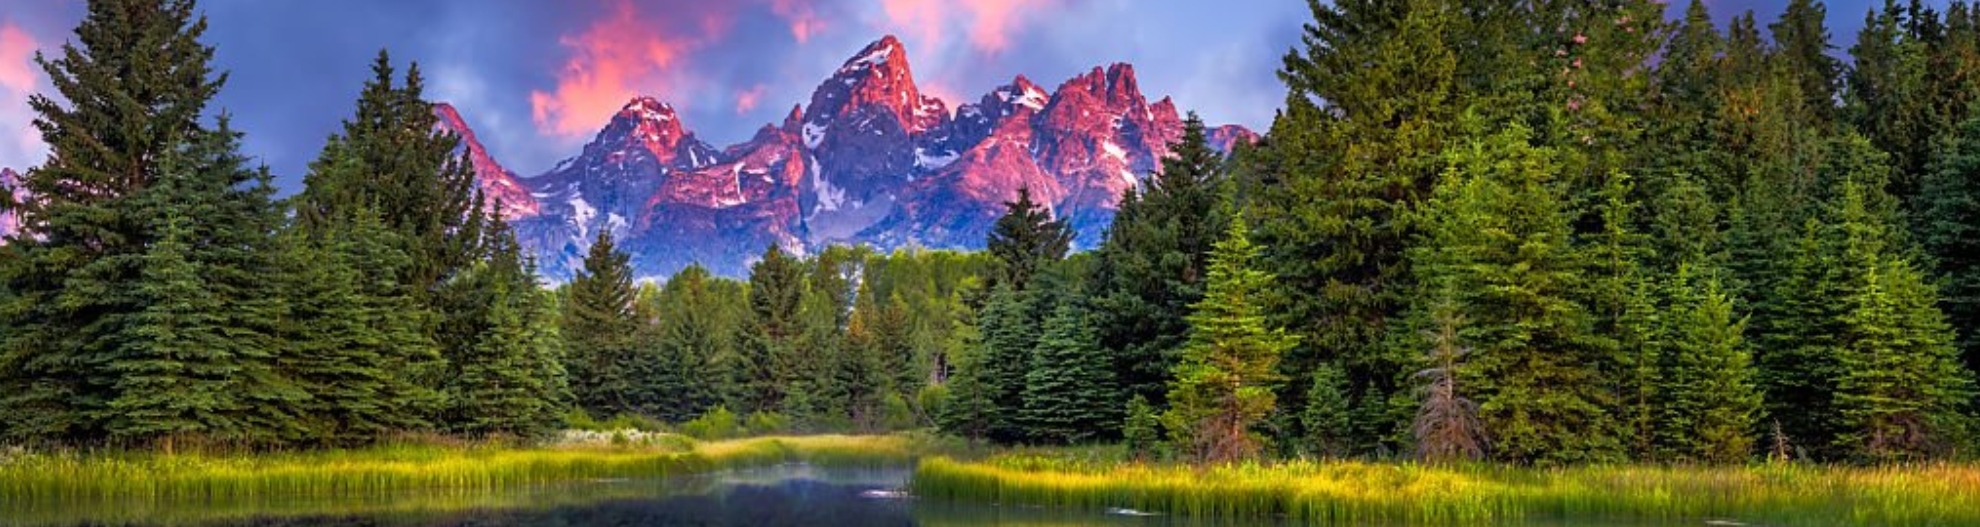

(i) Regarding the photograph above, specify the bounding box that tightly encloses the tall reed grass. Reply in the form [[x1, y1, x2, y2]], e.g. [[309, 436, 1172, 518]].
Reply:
[[0, 434, 916, 506], [911, 454, 1980, 526]]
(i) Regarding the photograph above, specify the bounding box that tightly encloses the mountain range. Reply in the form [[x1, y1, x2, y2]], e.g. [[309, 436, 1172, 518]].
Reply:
[[447, 35, 1254, 280], [2, 35, 1256, 280]]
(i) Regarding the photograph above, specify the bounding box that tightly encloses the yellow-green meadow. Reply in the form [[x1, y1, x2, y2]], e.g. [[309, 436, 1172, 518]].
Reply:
[[912, 453, 1980, 526]]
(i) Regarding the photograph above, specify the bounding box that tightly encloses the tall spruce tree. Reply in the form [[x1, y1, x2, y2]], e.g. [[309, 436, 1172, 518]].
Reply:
[[281, 203, 441, 444], [1093, 114, 1228, 408], [644, 265, 729, 422], [443, 218, 566, 438], [293, 50, 482, 294], [1411, 123, 1621, 465], [1656, 266, 1763, 464], [115, 121, 306, 445], [1920, 115, 1980, 385], [1021, 300, 1119, 444], [742, 244, 806, 414], [561, 231, 639, 417], [1163, 216, 1296, 463], [0, 0, 226, 442], [1848, 0, 1937, 201], [934, 290, 994, 442], [976, 284, 1039, 443], [1830, 179, 1973, 461], [1254, 0, 1460, 456], [105, 210, 237, 445], [1772, 0, 1844, 123]]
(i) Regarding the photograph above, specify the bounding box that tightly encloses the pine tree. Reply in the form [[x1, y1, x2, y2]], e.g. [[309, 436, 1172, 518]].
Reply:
[[934, 291, 994, 442], [1919, 115, 1980, 385], [443, 218, 566, 438], [834, 283, 889, 431], [1163, 216, 1296, 463], [562, 231, 638, 417], [645, 264, 731, 422], [1831, 180, 1973, 461], [1123, 394, 1163, 460], [0, 0, 226, 442], [1021, 301, 1118, 444], [1412, 123, 1621, 465], [293, 50, 481, 294], [1750, 134, 1902, 460], [282, 204, 442, 444], [985, 187, 1072, 291], [741, 244, 806, 414], [1093, 114, 1229, 407], [1848, 0, 1937, 200], [1657, 266, 1763, 464], [1772, 0, 1844, 123], [976, 284, 1038, 443], [1254, 0, 1460, 456], [104, 210, 238, 445], [1300, 362, 1352, 458], [1618, 275, 1664, 460]]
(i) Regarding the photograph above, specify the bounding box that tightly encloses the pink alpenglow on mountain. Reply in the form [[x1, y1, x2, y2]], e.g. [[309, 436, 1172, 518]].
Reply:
[[433, 103, 540, 219], [443, 35, 1253, 280]]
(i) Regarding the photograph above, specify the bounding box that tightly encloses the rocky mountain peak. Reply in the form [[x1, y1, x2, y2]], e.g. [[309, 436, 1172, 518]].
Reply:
[[432, 102, 540, 219], [803, 34, 946, 139], [604, 96, 698, 166]]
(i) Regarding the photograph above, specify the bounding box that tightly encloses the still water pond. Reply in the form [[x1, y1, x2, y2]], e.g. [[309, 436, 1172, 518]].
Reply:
[[2, 464, 1688, 527]]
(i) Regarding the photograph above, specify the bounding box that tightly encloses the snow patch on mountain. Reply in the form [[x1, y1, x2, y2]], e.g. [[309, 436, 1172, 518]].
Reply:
[[569, 194, 596, 239], [803, 122, 827, 149], [915, 147, 959, 170]]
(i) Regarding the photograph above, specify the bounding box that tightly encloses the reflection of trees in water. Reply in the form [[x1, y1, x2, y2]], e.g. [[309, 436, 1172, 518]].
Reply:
[[216, 480, 915, 527]]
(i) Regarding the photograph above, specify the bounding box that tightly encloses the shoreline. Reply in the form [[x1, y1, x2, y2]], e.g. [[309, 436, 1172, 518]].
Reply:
[[0, 434, 922, 505], [910, 453, 1980, 527]]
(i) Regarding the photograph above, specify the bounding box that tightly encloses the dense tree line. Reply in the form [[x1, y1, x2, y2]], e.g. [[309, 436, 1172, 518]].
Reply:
[[0, 0, 560, 447], [557, 235, 992, 434], [937, 0, 1980, 466]]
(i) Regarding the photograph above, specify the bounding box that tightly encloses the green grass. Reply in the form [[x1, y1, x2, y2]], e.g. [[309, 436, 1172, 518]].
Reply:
[[0, 434, 919, 505], [911, 453, 1980, 526]]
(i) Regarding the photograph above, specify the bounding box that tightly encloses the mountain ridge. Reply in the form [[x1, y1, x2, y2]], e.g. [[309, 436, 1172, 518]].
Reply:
[[433, 34, 1255, 280]]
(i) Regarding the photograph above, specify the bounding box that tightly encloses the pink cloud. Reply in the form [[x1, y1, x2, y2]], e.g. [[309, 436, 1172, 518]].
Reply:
[[878, 0, 1052, 55], [0, 21, 47, 172], [768, 0, 823, 43], [529, 0, 715, 138], [0, 23, 35, 94], [735, 84, 767, 114], [879, 0, 944, 51]]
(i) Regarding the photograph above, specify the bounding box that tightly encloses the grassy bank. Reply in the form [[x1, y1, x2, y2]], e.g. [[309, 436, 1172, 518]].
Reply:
[[911, 453, 1980, 526], [0, 434, 921, 505]]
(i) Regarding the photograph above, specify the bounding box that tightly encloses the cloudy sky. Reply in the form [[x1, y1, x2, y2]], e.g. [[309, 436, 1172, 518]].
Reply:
[[0, 0, 1899, 190]]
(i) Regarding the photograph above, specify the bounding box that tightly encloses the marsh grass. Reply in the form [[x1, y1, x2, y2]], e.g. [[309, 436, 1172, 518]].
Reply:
[[911, 454, 1980, 526], [0, 434, 918, 509]]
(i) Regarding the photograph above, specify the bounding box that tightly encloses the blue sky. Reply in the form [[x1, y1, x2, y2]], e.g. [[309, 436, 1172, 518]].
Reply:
[[0, 1, 1904, 190]]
